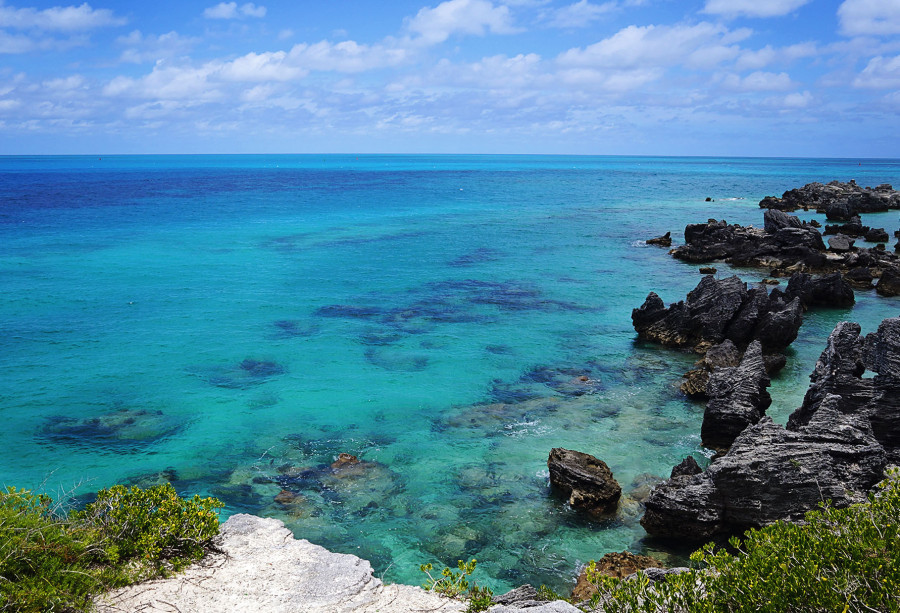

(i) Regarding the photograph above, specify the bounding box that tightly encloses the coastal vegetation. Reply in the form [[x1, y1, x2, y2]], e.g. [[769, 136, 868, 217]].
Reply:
[[583, 469, 900, 613], [0, 484, 222, 612]]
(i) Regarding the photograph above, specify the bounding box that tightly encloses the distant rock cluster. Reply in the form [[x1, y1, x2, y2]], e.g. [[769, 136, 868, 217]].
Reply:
[[759, 180, 900, 221]]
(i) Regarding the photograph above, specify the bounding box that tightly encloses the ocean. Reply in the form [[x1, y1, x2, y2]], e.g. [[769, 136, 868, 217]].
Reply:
[[2, 154, 899, 592]]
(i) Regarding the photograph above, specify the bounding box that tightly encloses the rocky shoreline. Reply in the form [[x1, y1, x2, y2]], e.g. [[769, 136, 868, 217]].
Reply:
[[95, 180, 900, 611]]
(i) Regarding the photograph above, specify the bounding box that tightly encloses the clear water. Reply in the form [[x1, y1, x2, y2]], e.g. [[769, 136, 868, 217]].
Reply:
[[2, 154, 899, 592]]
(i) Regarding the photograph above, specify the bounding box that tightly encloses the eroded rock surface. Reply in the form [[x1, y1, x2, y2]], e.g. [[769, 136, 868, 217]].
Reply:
[[94, 514, 467, 613], [548, 448, 621, 515], [700, 341, 772, 450], [759, 180, 900, 219], [641, 398, 886, 541]]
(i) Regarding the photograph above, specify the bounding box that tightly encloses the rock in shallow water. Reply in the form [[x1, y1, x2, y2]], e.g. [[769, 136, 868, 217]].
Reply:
[[547, 448, 621, 515]]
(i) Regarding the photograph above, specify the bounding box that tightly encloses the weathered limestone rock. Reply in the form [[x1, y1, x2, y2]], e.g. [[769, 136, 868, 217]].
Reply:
[[701, 341, 772, 450], [670, 456, 702, 478], [680, 340, 741, 397], [642, 398, 886, 541], [779, 272, 855, 309], [876, 266, 900, 297], [547, 448, 621, 515], [828, 234, 855, 253], [787, 322, 873, 430], [759, 181, 900, 217], [94, 514, 467, 613]]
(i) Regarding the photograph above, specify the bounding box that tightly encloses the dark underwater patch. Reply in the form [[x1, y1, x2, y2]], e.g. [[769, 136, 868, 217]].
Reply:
[[39, 407, 185, 453], [188, 358, 287, 389]]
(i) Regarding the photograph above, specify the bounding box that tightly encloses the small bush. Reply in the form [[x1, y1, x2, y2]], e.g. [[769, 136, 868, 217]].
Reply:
[[420, 558, 494, 612], [583, 469, 900, 613], [75, 483, 223, 570], [0, 483, 222, 613]]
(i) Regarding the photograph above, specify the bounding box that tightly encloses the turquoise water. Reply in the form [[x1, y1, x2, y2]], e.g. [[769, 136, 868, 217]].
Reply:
[[2, 154, 899, 592]]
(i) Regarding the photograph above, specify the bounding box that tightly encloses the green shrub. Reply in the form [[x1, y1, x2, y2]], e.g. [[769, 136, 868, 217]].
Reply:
[[75, 483, 223, 570], [420, 558, 494, 612], [0, 483, 222, 613], [583, 469, 900, 613]]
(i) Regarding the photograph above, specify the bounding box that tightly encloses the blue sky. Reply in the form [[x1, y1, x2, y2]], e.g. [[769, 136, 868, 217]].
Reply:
[[0, 0, 898, 156]]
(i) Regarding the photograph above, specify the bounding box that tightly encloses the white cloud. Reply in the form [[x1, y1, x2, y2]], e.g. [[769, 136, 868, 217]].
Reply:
[[548, 0, 616, 28], [0, 2, 125, 31], [219, 50, 306, 81], [854, 54, 900, 88], [288, 40, 408, 73], [838, 0, 900, 36], [117, 30, 196, 64], [721, 70, 793, 91], [557, 22, 745, 70], [782, 90, 812, 108], [407, 0, 516, 44], [735, 42, 817, 70], [702, 0, 811, 18], [203, 2, 267, 20]]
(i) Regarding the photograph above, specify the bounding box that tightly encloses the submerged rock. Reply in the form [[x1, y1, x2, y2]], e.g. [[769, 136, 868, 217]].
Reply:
[[40, 407, 184, 452], [547, 448, 621, 515]]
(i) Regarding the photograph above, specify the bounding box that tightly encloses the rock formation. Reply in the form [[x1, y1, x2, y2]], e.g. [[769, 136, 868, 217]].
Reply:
[[642, 317, 900, 542], [670, 208, 898, 283], [700, 341, 771, 451], [641, 398, 886, 541], [758, 180, 900, 219], [646, 232, 672, 247], [94, 514, 468, 613], [633, 274, 802, 397], [547, 448, 621, 515]]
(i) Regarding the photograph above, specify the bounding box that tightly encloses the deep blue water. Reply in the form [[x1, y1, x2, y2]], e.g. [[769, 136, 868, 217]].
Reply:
[[2, 154, 899, 592]]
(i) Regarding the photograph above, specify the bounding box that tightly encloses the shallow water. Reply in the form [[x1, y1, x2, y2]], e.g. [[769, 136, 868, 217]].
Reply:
[[2, 154, 899, 592]]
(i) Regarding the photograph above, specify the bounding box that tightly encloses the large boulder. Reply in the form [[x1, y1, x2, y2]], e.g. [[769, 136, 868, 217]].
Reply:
[[547, 448, 621, 515], [876, 266, 900, 297], [701, 341, 772, 450]]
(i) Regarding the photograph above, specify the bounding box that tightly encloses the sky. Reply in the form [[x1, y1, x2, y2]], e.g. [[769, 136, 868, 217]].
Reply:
[[0, 0, 898, 156]]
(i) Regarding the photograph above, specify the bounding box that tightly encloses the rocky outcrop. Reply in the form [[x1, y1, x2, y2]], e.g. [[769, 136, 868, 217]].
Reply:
[[786, 317, 900, 463], [95, 514, 467, 613], [680, 340, 741, 397], [774, 272, 855, 309], [670, 208, 899, 281], [646, 232, 672, 247], [700, 341, 771, 450], [759, 181, 900, 219], [672, 210, 828, 270], [876, 266, 900, 297], [548, 448, 621, 515], [632, 275, 801, 355], [633, 275, 802, 398], [641, 398, 886, 541], [643, 316, 900, 542]]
